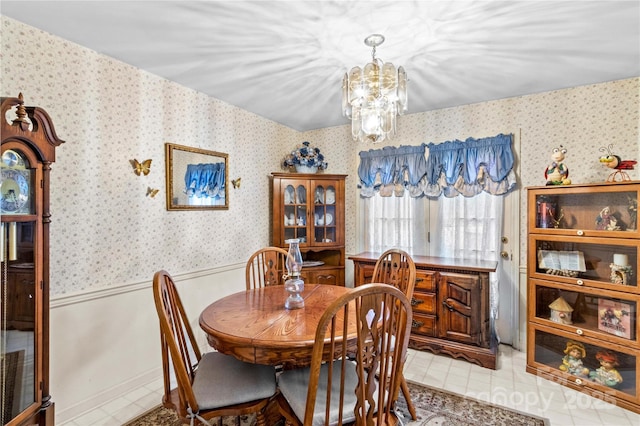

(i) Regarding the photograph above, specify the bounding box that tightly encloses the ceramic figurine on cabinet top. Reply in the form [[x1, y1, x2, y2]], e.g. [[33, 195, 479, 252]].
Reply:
[[559, 341, 590, 377], [544, 146, 571, 185], [599, 144, 637, 182], [589, 351, 623, 387]]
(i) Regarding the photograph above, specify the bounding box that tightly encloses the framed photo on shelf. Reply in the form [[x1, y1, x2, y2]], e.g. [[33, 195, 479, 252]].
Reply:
[[598, 299, 633, 339]]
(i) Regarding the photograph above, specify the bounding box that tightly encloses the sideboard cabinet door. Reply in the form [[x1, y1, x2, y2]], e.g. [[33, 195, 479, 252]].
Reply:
[[437, 272, 483, 346]]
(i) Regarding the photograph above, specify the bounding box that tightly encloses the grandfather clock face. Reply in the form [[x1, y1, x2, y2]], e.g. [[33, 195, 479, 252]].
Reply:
[[1, 149, 34, 215]]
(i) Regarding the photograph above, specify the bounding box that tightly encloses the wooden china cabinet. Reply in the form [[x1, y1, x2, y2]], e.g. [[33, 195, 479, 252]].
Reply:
[[271, 173, 346, 285], [526, 182, 640, 414], [1, 94, 64, 426]]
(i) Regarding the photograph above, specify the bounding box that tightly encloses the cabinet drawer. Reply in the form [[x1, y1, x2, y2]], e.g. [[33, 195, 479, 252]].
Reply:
[[411, 291, 436, 314], [415, 271, 436, 291], [411, 312, 437, 337]]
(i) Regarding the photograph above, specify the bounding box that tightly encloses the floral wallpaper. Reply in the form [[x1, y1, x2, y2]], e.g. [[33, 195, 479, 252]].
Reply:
[[1, 16, 300, 296], [2, 16, 639, 296]]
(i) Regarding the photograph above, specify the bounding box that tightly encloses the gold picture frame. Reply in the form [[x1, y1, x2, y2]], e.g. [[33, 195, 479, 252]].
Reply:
[[165, 143, 229, 211]]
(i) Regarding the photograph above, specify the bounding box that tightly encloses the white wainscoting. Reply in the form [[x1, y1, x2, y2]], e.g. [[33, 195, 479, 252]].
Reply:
[[50, 263, 246, 424]]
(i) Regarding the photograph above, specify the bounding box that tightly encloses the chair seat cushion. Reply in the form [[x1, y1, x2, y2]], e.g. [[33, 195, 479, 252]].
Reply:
[[278, 360, 360, 426], [192, 352, 276, 410]]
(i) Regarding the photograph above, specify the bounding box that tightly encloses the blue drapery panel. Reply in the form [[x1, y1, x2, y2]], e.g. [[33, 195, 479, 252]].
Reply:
[[358, 133, 516, 198], [184, 163, 225, 199]]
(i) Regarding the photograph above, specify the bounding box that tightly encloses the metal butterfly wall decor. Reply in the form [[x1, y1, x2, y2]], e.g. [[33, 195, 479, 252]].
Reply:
[[131, 159, 152, 176], [146, 187, 160, 198], [232, 177, 242, 189]]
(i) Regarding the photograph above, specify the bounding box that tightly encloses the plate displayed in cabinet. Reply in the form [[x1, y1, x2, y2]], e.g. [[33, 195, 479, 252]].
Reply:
[[302, 260, 324, 267], [326, 188, 335, 204], [297, 186, 306, 203], [284, 186, 295, 204], [325, 213, 333, 225]]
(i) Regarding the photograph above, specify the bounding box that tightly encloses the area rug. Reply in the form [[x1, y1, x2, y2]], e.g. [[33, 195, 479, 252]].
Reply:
[[123, 380, 548, 426], [1, 350, 25, 423]]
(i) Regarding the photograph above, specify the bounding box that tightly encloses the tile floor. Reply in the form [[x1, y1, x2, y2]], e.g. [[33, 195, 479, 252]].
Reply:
[[56, 345, 640, 425]]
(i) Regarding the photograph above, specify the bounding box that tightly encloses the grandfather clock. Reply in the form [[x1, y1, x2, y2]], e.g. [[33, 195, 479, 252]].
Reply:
[[1, 94, 64, 426]]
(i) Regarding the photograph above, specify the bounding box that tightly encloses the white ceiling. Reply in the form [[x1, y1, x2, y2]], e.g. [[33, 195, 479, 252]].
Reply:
[[2, 1, 639, 132]]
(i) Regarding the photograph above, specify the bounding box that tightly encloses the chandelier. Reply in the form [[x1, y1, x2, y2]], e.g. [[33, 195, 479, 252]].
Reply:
[[342, 34, 408, 144]]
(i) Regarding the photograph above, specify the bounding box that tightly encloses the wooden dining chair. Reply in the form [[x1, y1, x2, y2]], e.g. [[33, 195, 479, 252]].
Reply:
[[276, 283, 413, 426], [372, 249, 418, 421], [153, 270, 277, 426], [246, 246, 289, 290]]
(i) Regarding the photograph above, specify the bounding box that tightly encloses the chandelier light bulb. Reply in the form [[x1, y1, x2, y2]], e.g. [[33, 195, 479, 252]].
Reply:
[[343, 34, 407, 144]]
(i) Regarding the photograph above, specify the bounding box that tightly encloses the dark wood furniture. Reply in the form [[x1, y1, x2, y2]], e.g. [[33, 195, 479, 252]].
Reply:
[[5, 263, 36, 330], [199, 284, 353, 366], [350, 251, 498, 369], [1, 93, 64, 426], [526, 182, 640, 414], [271, 173, 347, 286]]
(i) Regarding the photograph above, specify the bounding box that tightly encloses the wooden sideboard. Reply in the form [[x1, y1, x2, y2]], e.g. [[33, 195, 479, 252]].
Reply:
[[350, 252, 498, 369]]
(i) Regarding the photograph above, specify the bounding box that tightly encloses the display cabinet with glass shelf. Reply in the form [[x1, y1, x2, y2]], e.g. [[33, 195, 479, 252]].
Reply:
[[527, 182, 640, 414], [271, 173, 346, 286]]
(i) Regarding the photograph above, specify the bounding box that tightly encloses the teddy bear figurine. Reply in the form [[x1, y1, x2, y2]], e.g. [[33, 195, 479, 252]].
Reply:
[[545, 146, 571, 185]]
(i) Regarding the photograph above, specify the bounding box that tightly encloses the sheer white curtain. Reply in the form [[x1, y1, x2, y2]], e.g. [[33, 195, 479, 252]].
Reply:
[[434, 192, 503, 339], [361, 195, 428, 256]]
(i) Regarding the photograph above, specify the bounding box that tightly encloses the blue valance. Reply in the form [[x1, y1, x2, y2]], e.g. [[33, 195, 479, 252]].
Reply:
[[358, 133, 516, 198], [358, 145, 428, 197], [184, 163, 225, 199]]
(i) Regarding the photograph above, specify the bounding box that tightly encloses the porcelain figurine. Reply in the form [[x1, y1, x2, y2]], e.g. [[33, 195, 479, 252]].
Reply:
[[589, 351, 623, 387], [595, 206, 620, 231], [559, 341, 589, 377]]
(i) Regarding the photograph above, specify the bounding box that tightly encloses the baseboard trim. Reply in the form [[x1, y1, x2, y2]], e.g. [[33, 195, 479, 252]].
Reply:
[[55, 366, 162, 424]]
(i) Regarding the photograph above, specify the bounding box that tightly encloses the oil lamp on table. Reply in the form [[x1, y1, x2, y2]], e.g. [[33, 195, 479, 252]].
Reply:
[[284, 238, 304, 309]]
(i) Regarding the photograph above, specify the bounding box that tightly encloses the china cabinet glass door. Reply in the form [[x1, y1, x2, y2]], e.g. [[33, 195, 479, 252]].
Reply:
[[311, 181, 338, 244]]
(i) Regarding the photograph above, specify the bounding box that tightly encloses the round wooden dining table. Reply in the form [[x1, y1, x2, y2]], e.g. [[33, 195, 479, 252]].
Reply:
[[199, 284, 354, 366]]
